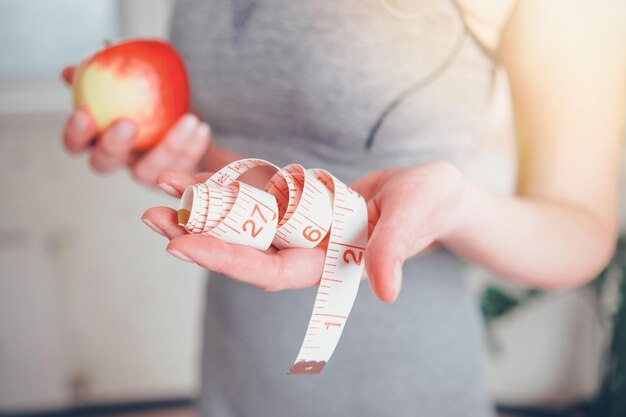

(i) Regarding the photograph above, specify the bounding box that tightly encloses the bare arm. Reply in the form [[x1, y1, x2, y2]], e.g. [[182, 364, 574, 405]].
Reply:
[[442, 0, 626, 289]]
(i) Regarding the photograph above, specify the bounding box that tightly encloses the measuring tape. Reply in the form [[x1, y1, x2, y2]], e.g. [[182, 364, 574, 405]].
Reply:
[[177, 158, 368, 374]]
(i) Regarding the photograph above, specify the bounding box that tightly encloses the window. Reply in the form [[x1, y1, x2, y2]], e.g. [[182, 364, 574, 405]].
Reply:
[[0, 0, 120, 79], [0, 0, 171, 114]]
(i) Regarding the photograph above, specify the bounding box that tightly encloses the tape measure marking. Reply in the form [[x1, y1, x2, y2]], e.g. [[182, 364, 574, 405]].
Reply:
[[178, 159, 367, 374]]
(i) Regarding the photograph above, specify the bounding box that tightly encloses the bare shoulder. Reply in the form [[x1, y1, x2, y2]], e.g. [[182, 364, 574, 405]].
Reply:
[[498, 0, 625, 221], [452, 0, 518, 54], [455, 0, 626, 57]]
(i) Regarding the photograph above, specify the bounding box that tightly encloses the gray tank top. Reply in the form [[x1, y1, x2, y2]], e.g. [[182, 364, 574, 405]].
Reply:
[[171, 1, 497, 416]]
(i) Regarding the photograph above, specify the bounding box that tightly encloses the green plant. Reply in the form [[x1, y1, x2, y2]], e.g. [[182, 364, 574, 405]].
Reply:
[[479, 237, 626, 417], [590, 238, 626, 417]]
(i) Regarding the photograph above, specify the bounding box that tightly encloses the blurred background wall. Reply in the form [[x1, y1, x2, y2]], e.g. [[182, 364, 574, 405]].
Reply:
[[0, 0, 204, 413], [0, 0, 624, 415]]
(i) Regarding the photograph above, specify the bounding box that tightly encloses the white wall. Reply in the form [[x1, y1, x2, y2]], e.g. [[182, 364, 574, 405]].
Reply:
[[0, 1, 207, 413], [0, 113, 205, 412]]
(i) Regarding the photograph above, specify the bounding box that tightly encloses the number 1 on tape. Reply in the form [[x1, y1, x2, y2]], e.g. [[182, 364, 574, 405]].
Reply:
[[177, 159, 368, 374]]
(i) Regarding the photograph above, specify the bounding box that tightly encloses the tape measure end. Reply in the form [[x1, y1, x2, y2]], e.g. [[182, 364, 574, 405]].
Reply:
[[288, 360, 326, 375], [178, 209, 190, 227]]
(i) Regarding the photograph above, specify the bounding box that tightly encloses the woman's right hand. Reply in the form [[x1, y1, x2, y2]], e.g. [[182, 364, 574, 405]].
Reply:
[[61, 66, 211, 186]]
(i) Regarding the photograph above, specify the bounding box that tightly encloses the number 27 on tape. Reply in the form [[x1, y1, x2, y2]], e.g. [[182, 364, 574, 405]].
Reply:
[[243, 204, 269, 238]]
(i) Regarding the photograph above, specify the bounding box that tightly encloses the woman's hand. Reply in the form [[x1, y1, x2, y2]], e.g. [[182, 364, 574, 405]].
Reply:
[[61, 66, 211, 185], [141, 171, 327, 291], [350, 162, 467, 302], [141, 162, 469, 302]]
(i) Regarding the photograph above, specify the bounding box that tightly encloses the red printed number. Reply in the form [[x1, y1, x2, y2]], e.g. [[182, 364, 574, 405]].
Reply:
[[216, 173, 229, 184], [302, 226, 322, 243], [233, 161, 248, 171], [242, 204, 268, 238], [251, 203, 268, 223], [242, 220, 263, 238], [343, 249, 363, 265]]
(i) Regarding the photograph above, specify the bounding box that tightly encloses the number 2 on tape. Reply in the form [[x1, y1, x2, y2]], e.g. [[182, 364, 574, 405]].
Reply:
[[177, 159, 368, 374]]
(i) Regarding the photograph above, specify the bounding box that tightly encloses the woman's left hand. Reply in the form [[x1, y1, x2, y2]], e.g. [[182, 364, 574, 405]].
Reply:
[[350, 161, 467, 301], [141, 162, 468, 302]]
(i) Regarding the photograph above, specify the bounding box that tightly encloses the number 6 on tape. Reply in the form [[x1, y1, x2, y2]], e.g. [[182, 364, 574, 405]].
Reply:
[[177, 159, 368, 374]]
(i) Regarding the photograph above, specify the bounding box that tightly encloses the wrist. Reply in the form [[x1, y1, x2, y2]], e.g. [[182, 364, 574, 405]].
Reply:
[[438, 174, 484, 247]]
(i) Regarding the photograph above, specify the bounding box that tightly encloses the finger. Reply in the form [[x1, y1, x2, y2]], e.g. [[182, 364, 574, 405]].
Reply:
[[141, 206, 187, 239], [365, 198, 380, 239], [167, 234, 325, 291], [61, 66, 75, 85], [156, 171, 198, 198], [131, 114, 200, 184], [170, 122, 211, 173], [167, 168, 261, 190], [193, 172, 214, 183], [155, 171, 215, 198], [63, 109, 97, 154], [89, 119, 137, 174], [349, 167, 400, 201], [364, 194, 433, 303], [126, 151, 146, 166]]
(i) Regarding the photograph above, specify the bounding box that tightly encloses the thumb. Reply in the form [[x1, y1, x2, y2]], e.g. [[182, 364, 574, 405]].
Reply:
[[364, 195, 432, 303]]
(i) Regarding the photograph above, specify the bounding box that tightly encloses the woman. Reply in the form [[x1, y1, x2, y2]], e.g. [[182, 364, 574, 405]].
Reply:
[[62, 0, 626, 415]]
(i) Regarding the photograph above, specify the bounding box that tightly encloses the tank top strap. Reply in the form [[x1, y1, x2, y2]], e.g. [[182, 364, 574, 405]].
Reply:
[[453, 0, 519, 54]]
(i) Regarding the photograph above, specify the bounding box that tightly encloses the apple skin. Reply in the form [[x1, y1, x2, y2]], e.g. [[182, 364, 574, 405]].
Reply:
[[72, 39, 190, 151]]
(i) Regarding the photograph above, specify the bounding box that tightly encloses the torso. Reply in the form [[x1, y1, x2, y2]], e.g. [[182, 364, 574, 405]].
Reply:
[[169, 1, 513, 415], [171, 0, 508, 181]]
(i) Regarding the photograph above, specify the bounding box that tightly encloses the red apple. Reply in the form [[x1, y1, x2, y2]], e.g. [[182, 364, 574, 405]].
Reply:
[[72, 39, 190, 151]]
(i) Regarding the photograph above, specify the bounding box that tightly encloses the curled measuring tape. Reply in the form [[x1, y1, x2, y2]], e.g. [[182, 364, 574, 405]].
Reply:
[[177, 158, 368, 374]]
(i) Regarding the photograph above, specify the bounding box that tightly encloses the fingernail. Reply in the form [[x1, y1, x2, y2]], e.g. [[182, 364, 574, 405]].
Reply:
[[180, 114, 197, 133], [167, 247, 194, 263], [111, 120, 136, 143], [142, 217, 165, 237], [197, 123, 210, 141], [158, 182, 181, 197], [71, 112, 89, 132], [394, 260, 403, 295]]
